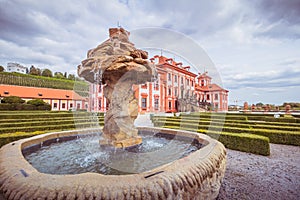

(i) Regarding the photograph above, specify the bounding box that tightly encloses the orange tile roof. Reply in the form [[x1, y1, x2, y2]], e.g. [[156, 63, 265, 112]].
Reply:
[[196, 83, 228, 92], [0, 84, 85, 100]]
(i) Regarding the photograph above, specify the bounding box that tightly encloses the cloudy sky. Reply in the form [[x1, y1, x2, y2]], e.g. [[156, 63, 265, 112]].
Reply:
[[0, 0, 299, 105]]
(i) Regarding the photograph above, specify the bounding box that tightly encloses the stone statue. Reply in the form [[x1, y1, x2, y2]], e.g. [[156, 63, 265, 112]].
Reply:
[[78, 27, 157, 148]]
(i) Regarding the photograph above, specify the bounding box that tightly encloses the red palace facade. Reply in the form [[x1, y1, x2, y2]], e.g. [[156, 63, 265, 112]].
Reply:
[[89, 55, 228, 113]]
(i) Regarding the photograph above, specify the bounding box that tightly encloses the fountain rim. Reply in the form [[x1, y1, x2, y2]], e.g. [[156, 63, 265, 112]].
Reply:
[[0, 127, 226, 199], [2, 127, 215, 175]]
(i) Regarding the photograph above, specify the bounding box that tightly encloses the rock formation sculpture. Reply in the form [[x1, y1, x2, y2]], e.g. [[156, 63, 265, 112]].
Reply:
[[78, 27, 157, 148]]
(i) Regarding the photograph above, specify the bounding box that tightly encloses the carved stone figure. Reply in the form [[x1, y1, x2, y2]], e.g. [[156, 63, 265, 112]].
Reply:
[[78, 27, 157, 148]]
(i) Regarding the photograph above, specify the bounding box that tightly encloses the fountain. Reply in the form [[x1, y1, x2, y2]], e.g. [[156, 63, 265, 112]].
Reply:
[[77, 27, 157, 148], [0, 27, 226, 199]]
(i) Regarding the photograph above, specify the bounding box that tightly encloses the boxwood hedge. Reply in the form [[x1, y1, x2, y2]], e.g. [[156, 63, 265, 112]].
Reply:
[[164, 125, 270, 156]]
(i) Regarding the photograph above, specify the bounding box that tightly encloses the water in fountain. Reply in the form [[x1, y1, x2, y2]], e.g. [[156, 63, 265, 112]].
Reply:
[[22, 131, 203, 175]]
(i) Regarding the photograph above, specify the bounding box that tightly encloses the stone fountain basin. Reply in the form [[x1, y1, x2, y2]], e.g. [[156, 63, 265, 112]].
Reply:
[[0, 127, 226, 200]]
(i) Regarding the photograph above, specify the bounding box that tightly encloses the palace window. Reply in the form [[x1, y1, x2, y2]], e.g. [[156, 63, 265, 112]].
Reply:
[[174, 88, 178, 97], [191, 81, 194, 87], [206, 94, 210, 100], [174, 75, 177, 83], [168, 101, 172, 110], [168, 73, 171, 81], [214, 94, 218, 100], [186, 79, 189, 86], [53, 103, 58, 108], [142, 98, 147, 109], [168, 88, 172, 96], [62, 103, 66, 109], [154, 99, 159, 110], [141, 83, 147, 89], [70, 103, 73, 108], [154, 81, 159, 90], [181, 77, 183, 84], [99, 100, 102, 110]]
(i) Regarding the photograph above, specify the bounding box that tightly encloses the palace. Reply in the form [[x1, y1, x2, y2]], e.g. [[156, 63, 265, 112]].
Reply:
[[89, 55, 228, 113]]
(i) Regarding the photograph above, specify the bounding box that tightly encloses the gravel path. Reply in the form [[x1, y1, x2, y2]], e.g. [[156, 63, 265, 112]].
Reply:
[[217, 144, 300, 200]]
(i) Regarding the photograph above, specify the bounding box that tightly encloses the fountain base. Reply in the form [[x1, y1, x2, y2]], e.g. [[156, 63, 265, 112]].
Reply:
[[99, 136, 142, 148], [0, 127, 226, 200]]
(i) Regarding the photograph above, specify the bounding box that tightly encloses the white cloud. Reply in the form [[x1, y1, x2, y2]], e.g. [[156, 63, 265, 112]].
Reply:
[[0, 0, 299, 104]]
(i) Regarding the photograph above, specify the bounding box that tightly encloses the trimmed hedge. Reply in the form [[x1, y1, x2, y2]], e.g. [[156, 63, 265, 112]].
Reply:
[[155, 120, 300, 146], [0, 131, 45, 147], [247, 116, 300, 123], [206, 131, 270, 156], [0, 112, 84, 119], [0, 119, 104, 129], [0, 122, 102, 134], [0, 111, 105, 147], [180, 113, 246, 121], [152, 117, 300, 132], [0, 103, 51, 110], [164, 126, 270, 156], [153, 115, 300, 128], [0, 111, 104, 119], [0, 116, 104, 123], [152, 112, 300, 149]]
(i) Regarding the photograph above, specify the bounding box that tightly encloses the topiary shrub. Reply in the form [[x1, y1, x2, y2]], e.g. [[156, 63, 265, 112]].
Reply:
[[1, 96, 25, 104], [27, 99, 47, 106]]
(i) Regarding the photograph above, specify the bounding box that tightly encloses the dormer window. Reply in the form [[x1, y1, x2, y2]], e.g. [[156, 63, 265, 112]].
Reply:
[[66, 95, 70, 98], [176, 62, 182, 68], [38, 93, 43, 96], [4, 91, 9, 95], [166, 58, 172, 65], [183, 66, 190, 71]]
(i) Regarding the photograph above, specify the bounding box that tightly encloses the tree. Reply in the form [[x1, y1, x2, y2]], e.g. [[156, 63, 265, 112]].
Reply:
[[29, 65, 41, 76], [0, 65, 4, 72], [36, 68, 42, 76], [256, 102, 264, 107], [283, 102, 300, 108], [54, 72, 64, 79], [68, 74, 75, 80], [27, 99, 48, 106], [42, 69, 53, 77], [1, 96, 25, 104], [243, 102, 249, 110]]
